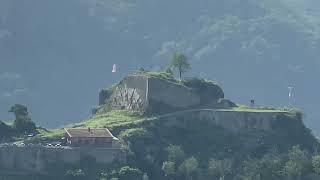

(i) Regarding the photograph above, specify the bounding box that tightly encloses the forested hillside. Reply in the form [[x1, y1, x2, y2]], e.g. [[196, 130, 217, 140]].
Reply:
[[1, 0, 320, 134]]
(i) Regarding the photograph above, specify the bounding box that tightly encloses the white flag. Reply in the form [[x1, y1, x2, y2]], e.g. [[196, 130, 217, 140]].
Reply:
[[112, 64, 117, 73], [288, 87, 293, 98]]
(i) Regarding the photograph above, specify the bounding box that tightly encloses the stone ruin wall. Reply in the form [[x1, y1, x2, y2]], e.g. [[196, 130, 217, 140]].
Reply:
[[147, 77, 200, 108], [0, 146, 124, 173], [106, 75, 201, 112], [159, 109, 287, 132]]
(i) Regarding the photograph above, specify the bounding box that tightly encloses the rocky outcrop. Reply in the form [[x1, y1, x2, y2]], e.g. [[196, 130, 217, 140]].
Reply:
[[217, 99, 237, 108], [182, 78, 224, 104], [107, 75, 149, 112]]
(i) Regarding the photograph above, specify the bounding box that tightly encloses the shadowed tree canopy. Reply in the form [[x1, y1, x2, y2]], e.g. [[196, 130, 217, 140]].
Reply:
[[9, 104, 36, 134], [9, 104, 29, 119]]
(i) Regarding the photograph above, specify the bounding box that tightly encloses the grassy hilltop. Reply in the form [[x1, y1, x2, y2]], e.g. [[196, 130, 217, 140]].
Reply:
[[23, 72, 320, 180], [32, 71, 288, 142]]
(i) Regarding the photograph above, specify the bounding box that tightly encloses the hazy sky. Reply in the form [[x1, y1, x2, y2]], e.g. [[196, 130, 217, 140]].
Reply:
[[1, 0, 320, 135]]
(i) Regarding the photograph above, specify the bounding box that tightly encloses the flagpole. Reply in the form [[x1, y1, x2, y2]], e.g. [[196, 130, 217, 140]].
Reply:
[[288, 86, 293, 107]]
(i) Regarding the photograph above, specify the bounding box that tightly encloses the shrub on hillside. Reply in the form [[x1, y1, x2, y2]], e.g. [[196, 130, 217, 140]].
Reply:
[[118, 166, 143, 180], [182, 78, 224, 104], [13, 118, 36, 134], [65, 169, 87, 180], [0, 121, 14, 139]]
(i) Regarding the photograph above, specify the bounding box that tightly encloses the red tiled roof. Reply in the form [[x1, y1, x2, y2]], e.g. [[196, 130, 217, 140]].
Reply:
[[64, 128, 114, 138]]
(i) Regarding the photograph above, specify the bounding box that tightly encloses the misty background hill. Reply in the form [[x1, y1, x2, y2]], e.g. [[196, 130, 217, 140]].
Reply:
[[1, 0, 320, 134]]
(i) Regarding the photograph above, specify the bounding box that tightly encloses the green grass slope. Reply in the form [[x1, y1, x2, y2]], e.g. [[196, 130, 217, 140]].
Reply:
[[31, 110, 143, 143]]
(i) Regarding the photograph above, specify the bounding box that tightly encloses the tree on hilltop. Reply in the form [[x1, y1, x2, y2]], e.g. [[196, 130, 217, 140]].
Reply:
[[169, 53, 191, 79], [9, 104, 36, 134], [9, 104, 29, 118]]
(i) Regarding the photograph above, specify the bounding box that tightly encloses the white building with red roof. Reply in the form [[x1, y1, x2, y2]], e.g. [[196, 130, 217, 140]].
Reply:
[[64, 128, 121, 148]]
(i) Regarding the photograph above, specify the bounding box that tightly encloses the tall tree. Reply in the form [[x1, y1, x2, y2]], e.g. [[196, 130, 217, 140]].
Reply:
[[179, 157, 199, 180], [208, 158, 232, 180], [166, 145, 186, 164], [9, 104, 36, 134], [170, 53, 191, 79], [9, 104, 29, 120], [312, 155, 320, 175], [162, 161, 176, 179], [283, 146, 311, 180], [142, 173, 149, 180]]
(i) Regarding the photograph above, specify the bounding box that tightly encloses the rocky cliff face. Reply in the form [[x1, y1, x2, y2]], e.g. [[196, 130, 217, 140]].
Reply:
[[108, 75, 148, 111], [96, 75, 148, 114]]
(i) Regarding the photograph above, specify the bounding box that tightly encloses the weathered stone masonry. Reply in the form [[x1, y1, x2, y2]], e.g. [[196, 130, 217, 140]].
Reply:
[[0, 146, 124, 173]]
